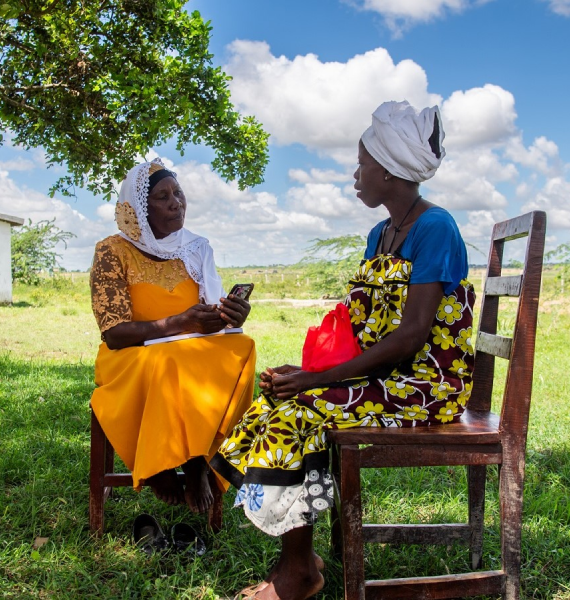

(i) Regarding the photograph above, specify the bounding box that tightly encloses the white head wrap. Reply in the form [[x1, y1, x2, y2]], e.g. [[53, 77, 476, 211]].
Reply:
[[361, 100, 445, 183], [115, 157, 224, 304]]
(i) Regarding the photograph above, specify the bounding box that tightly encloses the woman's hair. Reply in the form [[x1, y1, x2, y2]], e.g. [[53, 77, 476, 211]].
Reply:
[[148, 165, 177, 194]]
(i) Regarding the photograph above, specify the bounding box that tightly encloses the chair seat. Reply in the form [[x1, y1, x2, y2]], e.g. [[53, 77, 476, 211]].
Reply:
[[327, 409, 501, 445]]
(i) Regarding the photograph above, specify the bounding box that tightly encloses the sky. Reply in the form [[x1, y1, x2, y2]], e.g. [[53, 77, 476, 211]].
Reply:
[[1, 0, 570, 270]]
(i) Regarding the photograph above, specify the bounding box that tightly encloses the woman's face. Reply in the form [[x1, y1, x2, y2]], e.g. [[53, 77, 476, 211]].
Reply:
[[353, 141, 388, 209], [146, 176, 187, 239]]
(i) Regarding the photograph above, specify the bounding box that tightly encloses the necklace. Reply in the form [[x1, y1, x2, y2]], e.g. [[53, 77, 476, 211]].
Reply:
[[382, 195, 422, 254]]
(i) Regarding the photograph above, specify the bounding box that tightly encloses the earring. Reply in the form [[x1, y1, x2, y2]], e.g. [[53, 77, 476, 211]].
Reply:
[[384, 176, 388, 181]]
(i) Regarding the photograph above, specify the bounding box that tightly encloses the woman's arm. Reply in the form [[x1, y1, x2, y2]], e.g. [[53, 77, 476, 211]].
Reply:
[[270, 281, 444, 399], [103, 303, 229, 350], [92, 239, 251, 350], [104, 295, 252, 350]]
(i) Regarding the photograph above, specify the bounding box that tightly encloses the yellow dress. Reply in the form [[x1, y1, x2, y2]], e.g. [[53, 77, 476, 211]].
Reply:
[[89, 235, 256, 490]]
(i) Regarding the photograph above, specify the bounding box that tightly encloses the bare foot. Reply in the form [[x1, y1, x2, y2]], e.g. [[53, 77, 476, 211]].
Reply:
[[253, 551, 325, 593], [145, 468, 184, 505], [181, 457, 213, 513], [313, 551, 325, 572], [242, 550, 325, 598], [254, 571, 324, 600]]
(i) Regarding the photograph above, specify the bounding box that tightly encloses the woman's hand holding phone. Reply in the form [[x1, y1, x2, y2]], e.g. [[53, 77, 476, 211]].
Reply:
[[219, 283, 253, 328]]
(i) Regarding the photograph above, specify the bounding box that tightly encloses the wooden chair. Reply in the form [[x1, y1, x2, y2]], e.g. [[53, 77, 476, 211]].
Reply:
[[327, 210, 547, 599], [89, 409, 223, 535]]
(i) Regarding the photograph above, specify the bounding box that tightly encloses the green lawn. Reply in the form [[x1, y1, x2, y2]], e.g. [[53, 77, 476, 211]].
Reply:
[[0, 272, 569, 599]]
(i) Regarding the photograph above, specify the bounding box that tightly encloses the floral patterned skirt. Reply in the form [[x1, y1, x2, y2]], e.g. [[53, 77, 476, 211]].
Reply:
[[210, 256, 474, 536], [210, 368, 467, 536]]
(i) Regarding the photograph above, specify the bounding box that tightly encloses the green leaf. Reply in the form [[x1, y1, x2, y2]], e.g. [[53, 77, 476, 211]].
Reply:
[[0, 0, 268, 198]]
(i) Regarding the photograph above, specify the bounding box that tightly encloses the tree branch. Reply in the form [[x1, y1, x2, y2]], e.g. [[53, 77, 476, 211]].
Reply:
[[0, 83, 75, 92], [0, 92, 40, 113]]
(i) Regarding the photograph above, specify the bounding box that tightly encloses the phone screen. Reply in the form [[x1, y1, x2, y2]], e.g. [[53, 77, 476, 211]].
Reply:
[[229, 283, 254, 300]]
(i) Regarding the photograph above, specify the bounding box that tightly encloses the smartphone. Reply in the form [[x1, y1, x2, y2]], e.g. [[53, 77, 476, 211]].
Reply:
[[229, 283, 254, 301]]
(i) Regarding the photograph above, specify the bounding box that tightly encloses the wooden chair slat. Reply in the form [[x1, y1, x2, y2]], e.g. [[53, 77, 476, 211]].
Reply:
[[485, 275, 522, 296], [364, 570, 505, 600], [362, 523, 471, 545], [476, 331, 513, 359]]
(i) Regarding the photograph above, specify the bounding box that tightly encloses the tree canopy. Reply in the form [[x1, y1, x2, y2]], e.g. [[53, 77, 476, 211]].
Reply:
[[0, 0, 269, 200]]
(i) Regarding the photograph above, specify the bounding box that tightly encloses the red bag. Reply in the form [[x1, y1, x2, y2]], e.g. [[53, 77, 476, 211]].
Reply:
[[301, 303, 363, 373]]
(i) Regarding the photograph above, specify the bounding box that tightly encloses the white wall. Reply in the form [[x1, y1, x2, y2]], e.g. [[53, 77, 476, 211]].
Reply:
[[0, 220, 13, 303]]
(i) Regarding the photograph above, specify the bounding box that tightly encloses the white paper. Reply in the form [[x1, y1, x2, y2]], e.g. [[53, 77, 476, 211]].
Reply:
[[143, 327, 243, 346]]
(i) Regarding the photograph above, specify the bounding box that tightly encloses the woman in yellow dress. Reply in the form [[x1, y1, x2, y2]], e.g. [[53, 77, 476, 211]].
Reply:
[[90, 158, 256, 513]]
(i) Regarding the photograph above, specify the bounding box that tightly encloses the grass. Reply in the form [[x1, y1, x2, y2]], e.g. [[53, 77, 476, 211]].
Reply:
[[1, 268, 569, 599]]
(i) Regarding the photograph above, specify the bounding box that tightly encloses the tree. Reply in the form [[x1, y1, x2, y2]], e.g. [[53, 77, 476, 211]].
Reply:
[[301, 234, 366, 297], [0, 0, 269, 200], [11, 218, 75, 284], [545, 242, 570, 295]]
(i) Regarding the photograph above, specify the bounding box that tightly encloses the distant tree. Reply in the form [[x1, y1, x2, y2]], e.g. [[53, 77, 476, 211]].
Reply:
[[545, 242, 570, 295], [506, 259, 523, 270], [0, 0, 269, 200], [11, 218, 75, 284], [301, 234, 366, 297], [545, 242, 570, 265]]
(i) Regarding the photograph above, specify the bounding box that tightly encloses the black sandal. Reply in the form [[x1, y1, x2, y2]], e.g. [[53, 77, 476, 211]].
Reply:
[[132, 513, 169, 556], [171, 522, 206, 556]]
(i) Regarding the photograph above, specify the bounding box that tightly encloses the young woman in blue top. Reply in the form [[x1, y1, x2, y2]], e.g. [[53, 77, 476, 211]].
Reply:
[[212, 101, 475, 600]]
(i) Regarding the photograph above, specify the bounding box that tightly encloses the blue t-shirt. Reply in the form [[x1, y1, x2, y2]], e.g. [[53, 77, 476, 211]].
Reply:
[[364, 207, 469, 295]]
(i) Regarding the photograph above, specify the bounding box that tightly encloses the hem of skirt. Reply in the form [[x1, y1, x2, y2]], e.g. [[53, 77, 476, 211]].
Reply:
[[238, 450, 330, 487], [210, 453, 244, 489]]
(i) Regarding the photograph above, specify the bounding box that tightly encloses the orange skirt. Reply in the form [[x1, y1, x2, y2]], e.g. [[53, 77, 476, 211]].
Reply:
[[91, 333, 256, 490]]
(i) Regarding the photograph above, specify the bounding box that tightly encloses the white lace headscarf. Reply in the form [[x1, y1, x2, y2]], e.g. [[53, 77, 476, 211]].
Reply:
[[115, 157, 225, 304], [361, 100, 445, 182]]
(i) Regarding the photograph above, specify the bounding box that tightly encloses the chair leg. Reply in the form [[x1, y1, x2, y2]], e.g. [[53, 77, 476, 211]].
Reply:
[[339, 445, 365, 600], [207, 471, 224, 533], [89, 409, 106, 536], [468, 464, 487, 569], [330, 444, 343, 559], [500, 444, 525, 600]]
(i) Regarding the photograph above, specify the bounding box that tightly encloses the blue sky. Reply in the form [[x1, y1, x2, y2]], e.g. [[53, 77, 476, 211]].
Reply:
[[1, 0, 569, 269]]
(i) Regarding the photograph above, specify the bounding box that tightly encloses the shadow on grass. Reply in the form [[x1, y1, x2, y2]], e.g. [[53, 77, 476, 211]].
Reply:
[[0, 353, 569, 598]]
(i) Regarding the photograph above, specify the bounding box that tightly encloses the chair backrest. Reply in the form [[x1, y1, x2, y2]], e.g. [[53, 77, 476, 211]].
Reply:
[[469, 211, 546, 437]]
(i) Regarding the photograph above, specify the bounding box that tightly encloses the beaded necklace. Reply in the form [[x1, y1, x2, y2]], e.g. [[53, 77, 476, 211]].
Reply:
[[380, 195, 422, 254]]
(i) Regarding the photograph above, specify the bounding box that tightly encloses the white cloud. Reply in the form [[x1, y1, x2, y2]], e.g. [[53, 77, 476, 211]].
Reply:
[[504, 136, 561, 176], [346, 0, 494, 35], [0, 171, 116, 270], [460, 209, 507, 240], [288, 168, 352, 185], [3, 41, 570, 271], [0, 157, 36, 171], [286, 183, 356, 218], [225, 42, 440, 154], [543, 0, 570, 16], [96, 203, 116, 222], [441, 85, 517, 149], [522, 177, 570, 229]]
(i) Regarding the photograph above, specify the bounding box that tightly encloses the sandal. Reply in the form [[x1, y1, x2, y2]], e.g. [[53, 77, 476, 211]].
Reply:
[[171, 522, 206, 556], [233, 582, 267, 599], [132, 513, 169, 556]]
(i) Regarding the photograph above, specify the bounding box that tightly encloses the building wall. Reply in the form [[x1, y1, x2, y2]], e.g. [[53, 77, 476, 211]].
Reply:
[[0, 220, 13, 303]]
